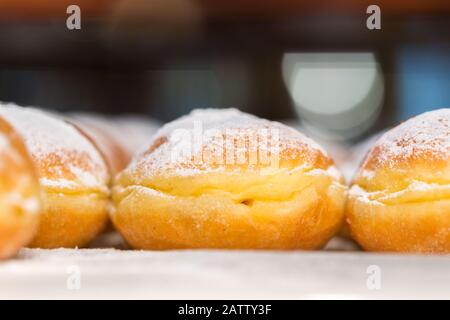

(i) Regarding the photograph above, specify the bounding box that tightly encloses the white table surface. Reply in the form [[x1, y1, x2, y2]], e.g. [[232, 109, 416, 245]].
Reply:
[[0, 240, 449, 300]]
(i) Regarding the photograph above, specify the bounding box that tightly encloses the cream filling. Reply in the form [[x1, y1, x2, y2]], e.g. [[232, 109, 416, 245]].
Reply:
[[114, 166, 344, 205], [350, 180, 450, 205]]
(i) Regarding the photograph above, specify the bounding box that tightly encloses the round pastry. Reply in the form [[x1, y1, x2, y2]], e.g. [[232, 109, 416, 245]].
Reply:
[[0, 104, 110, 248], [0, 117, 41, 259], [346, 109, 450, 253], [112, 108, 346, 250]]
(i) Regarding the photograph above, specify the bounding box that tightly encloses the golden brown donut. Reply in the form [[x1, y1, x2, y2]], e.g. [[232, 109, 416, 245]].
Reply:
[[0, 104, 110, 248], [112, 109, 346, 250], [346, 108, 450, 253], [0, 117, 41, 259]]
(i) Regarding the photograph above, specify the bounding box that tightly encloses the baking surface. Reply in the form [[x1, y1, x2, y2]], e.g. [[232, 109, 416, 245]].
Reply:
[[0, 244, 449, 299]]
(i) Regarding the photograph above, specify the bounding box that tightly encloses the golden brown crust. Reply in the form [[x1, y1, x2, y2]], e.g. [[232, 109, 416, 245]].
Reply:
[[347, 109, 450, 253], [0, 117, 41, 259], [113, 109, 346, 250], [29, 193, 108, 248], [347, 193, 450, 253]]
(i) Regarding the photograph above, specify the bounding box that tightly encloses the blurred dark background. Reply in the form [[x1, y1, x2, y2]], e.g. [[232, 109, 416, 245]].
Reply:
[[0, 0, 449, 141]]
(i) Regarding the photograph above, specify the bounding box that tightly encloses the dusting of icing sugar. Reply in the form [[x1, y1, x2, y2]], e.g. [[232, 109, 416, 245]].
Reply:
[[0, 103, 108, 190], [407, 180, 437, 191], [305, 165, 343, 181], [348, 185, 383, 205], [39, 177, 85, 189], [362, 108, 450, 171], [122, 185, 175, 198], [359, 168, 375, 180], [126, 108, 331, 179]]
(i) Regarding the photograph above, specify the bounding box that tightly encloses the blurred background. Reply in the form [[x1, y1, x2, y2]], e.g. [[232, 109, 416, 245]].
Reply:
[[0, 0, 449, 143]]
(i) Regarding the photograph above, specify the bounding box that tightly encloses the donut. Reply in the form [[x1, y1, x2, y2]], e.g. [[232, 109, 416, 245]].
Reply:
[[0, 104, 110, 248], [346, 109, 450, 253], [112, 108, 346, 250], [0, 117, 41, 259]]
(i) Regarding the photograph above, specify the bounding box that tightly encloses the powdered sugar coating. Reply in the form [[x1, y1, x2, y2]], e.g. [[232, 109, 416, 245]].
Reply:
[[0, 103, 109, 191], [361, 108, 450, 172], [124, 108, 335, 181]]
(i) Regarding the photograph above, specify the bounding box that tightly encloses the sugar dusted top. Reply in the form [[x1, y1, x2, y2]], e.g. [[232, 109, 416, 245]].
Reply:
[[362, 108, 450, 172], [122, 108, 336, 182], [352, 108, 450, 194], [0, 103, 109, 192]]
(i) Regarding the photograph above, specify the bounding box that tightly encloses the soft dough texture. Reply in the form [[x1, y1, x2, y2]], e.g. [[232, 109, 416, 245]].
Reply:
[[347, 108, 450, 253], [0, 117, 41, 259], [0, 104, 110, 248], [113, 109, 346, 250]]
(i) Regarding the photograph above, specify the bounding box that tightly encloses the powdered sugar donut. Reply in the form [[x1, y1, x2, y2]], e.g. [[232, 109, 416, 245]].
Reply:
[[0, 104, 110, 248], [112, 109, 346, 250], [0, 117, 41, 258], [346, 109, 450, 253]]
